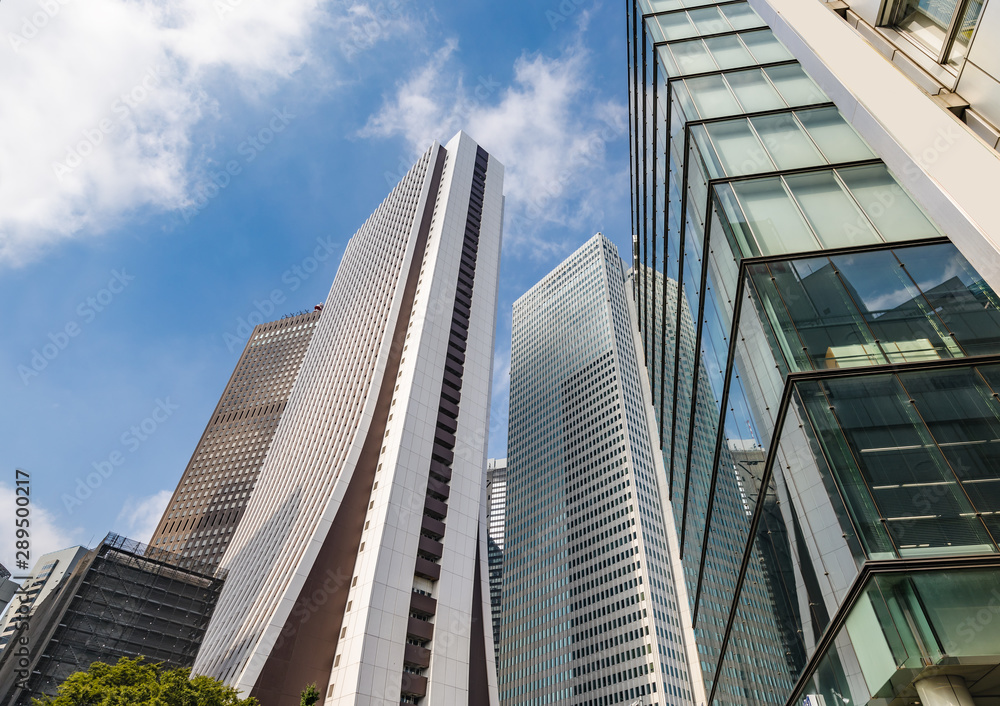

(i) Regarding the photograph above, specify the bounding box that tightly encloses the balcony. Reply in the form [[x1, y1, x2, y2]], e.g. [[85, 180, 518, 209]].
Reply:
[[406, 616, 434, 642], [403, 643, 431, 668], [409, 591, 437, 617], [418, 535, 444, 560], [424, 496, 448, 519], [401, 673, 427, 698], [414, 557, 441, 581]]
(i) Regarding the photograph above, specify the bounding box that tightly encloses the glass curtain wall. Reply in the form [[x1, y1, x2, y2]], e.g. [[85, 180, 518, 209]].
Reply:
[[628, 0, 1000, 704]]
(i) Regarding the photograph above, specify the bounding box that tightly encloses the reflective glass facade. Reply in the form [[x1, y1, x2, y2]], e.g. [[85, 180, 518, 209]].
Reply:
[[628, 1, 1000, 705]]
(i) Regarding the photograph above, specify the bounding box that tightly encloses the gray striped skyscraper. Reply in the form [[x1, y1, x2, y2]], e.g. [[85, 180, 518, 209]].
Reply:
[[194, 132, 504, 706], [501, 234, 700, 705]]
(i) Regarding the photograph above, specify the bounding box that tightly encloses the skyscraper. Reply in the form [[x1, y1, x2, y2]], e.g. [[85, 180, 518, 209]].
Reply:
[[628, 1, 1000, 705], [194, 132, 504, 706], [486, 457, 507, 663], [501, 234, 699, 706], [149, 309, 321, 567], [0, 547, 87, 655]]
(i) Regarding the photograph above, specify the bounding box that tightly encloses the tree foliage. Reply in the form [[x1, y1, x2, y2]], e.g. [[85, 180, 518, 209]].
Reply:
[[33, 657, 258, 706], [299, 683, 321, 706]]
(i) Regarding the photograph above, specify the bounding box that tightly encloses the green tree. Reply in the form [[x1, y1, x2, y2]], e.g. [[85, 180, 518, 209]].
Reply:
[[299, 683, 321, 706], [33, 656, 259, 706]]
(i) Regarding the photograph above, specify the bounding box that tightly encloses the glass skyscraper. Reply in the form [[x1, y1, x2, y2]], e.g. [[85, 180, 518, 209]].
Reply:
[[628, 1, 1000, 706], [502, 234, 699, 705]]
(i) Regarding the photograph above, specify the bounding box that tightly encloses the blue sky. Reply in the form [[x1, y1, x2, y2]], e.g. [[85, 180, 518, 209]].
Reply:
[[0, 0, 632, 568]]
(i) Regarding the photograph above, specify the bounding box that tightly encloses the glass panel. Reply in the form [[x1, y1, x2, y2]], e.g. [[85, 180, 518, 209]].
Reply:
[[731, 177, 819, 255], [705, 119, 773, 176], [795, 107, 875, 163], [795, 567, 1000, 706], [947, 0, 985, 65], [669, 39, 718, 75], [798, 379, 898, 559], [657, 11, 698, 40], [896, 243, 1000, 356], [764, 64, 827, 105], [739, 29, 794, 63], [726, 69, 785, 112], [895, 0, 956, 56], [902, 367, 1000, 541], [715, 183, 759, 258], [720, 2, 765, 29], [831, 249, 960, 362], [685, 75, 741, 118], [784, 171, 879, 249], [705, 34, 754, 69], [750, 113, 825, 169], [691, 124, 725, 179], [687, 5, 731, 34], [836, 165, 941, 242], [814, 374, 995, 556], [750, 257, 884, 371], [646, 0, 686, 10]]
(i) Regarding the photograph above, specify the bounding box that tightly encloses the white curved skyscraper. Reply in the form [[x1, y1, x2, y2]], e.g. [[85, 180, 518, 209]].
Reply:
[[194, 132, 503, 706]]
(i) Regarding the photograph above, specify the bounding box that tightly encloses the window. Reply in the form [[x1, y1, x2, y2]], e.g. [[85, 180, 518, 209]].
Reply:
[[889, 0, 985, 66]]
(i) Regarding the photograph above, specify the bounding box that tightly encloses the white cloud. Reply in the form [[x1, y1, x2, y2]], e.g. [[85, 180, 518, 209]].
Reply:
[[113, 489, 173, 545], [0, 0, 413, 267], [0, 483, 83, 574], [360, 37, 629, 259]]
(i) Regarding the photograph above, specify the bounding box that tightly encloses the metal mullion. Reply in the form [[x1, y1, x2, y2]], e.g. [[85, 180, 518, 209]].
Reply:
[[629, 0, 640, 306], [642, 23, 650, 336], [668, 125, 694, 511], [702, 352, 1000, 705], [737, 235, 950, 266], [781, 552, 1000, 706], [642, 0, 746, 20], [717, 158, 883, 185], [650, 56, 660, 367], [660, 82, 675, 453], [654, 27, 752, 47], [679, 168, 721, 555], [686, 102, 835, 135], [937, 0, 971, 63], [666, 58, 798, 83], [691, 256, 749, 625]]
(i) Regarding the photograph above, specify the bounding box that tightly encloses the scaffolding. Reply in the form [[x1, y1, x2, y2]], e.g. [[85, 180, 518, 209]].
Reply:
[[0, 533, 226, 704]]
